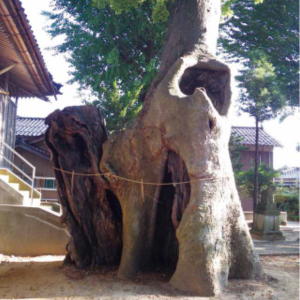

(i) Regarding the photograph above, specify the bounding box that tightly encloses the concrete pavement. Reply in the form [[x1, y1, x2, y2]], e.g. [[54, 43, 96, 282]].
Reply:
[[254, 221, 300, 256]]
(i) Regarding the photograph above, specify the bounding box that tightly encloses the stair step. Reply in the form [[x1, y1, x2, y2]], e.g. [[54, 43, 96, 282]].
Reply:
[[0, 174, 10, 183], [9, 177, 31, 191], [0, 168, 41, 199], [19, 190, 30, 199], [0, 168, 41, 205], [8, 182, 19, 191], [23, 198, 41, 207]]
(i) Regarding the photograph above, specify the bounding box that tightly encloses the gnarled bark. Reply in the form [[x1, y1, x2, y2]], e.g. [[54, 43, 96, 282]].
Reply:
[[45, 106, 122, 268], [45, 0, 262, 296]]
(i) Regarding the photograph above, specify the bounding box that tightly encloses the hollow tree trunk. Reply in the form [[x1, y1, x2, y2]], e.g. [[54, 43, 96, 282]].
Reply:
[[45, 106, 122, 268], [46, 0, 262, 296]]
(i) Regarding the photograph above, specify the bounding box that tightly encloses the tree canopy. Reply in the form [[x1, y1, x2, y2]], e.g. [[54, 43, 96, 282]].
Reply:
[[44, 0, 167, 130], [221, 0, 299, 108], [237, 53, 286, 122], [92, 0, 170, 23], [45, 0, 299, 131], [220, 0, 298, 208]]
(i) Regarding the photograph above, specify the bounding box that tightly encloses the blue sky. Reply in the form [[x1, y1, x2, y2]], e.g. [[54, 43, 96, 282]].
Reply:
[[17, 0, 300, 169]]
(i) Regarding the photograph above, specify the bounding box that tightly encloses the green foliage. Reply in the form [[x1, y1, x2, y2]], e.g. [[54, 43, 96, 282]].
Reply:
[[221, 0, 235, 19], [275, 190, 299, 221], [92, 0, 170, 23], [151, 0, 169, 23], [234, 51, 286, 208], [221, 0, 299, 108], [45, 0, 272, 131], [92, 0, 145, 12], [44, 0, 167, 131], [237, 53, 286, 122], [93, 0, 260, 22], [89, 80, 144, 130], [237, 164, 279, 200], [221, 0, 298, 207]]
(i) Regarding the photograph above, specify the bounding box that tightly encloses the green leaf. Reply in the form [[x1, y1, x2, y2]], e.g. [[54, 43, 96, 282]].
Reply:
[[152, 0, 169, 23], [106, 48, 119, 65]]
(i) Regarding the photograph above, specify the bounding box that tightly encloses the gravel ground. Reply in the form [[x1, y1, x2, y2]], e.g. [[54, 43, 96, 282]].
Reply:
[[0, 254, 299, 299]]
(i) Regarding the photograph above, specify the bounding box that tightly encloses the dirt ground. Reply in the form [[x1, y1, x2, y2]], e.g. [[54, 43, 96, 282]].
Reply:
[[0, 254, 299, 300]]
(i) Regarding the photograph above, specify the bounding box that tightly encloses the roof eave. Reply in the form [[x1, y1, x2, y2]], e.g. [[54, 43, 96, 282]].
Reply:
[[0, 0, 60, 99], [15, 140, 50, 160]]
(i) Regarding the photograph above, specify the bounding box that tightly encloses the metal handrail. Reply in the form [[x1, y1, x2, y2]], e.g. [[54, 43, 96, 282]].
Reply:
[[0, 141, 36, 203], [35, 176, 56, 180], [0, 155, 32, 181], [2, 142, 36, 170]]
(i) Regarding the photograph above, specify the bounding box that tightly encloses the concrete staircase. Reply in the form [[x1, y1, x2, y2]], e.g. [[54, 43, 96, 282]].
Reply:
[[0, 144, 67, 256], [0, 168, 41, 206], [0, 204, 68, 256]]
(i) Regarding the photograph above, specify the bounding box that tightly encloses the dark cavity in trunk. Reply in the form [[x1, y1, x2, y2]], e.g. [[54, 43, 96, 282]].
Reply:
[[151, 151, 190, 275]]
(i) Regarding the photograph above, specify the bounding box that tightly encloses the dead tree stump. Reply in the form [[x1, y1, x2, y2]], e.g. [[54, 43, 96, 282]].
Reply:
[[45, 106, 122, 268]]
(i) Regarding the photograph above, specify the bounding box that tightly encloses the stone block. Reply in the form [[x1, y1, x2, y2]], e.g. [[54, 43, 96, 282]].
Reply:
[[251, 213, 285, 241]]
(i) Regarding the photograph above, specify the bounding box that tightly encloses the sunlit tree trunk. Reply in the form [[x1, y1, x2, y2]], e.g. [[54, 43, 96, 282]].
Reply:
[[46, 0, 262, 296]]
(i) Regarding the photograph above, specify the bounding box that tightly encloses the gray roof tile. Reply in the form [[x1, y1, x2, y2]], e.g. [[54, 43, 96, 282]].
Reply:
[[231, 126, 281, 147], [16, 117, 48, 136]]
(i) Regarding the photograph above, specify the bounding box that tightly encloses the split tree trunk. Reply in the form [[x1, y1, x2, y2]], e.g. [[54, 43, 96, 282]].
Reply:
[[46, 0, 262, 296]]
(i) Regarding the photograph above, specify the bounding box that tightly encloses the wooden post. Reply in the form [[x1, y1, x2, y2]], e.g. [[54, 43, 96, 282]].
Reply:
[[0, 73, 17, 167]]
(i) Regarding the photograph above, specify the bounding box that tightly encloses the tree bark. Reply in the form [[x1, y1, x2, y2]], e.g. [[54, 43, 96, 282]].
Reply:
[[254, 116, 260, 211], [45, 106, 122, 268], [45, 0, 262, 296], [151, 0, 220, 88]]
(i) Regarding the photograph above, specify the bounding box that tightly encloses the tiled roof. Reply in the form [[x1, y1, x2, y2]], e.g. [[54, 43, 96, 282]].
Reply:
[[16, 116, 48, 136], [231, 127, 281, 147], [15, 117, 281, 148]]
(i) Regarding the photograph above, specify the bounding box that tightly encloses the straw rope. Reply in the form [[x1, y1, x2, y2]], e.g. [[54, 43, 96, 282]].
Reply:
[[53, 166, 219, 186]]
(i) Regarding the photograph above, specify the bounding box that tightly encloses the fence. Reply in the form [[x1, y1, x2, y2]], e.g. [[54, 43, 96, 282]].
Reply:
[[0, 141, 36, 202]]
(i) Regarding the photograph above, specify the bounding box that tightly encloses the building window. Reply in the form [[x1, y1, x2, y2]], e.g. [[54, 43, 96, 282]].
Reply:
[[44, 179, 55, 189]]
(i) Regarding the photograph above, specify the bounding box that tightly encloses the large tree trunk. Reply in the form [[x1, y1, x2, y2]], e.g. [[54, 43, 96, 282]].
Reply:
[[45, 0, 262, 296]]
